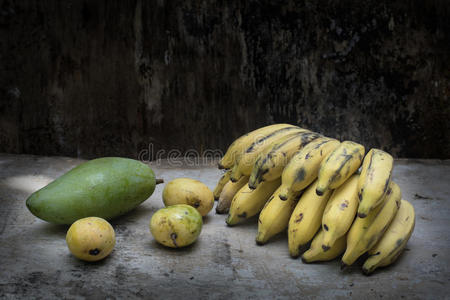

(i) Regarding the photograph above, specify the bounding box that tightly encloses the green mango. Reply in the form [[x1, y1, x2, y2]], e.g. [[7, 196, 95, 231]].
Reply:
[[26, 157, 159, 225]]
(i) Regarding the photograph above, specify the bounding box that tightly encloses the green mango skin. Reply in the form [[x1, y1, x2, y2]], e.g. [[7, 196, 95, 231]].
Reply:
[[26, 157, 156, 225]]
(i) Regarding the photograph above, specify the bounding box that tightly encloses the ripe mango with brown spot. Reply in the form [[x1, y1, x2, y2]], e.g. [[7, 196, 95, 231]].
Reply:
[[150, 204, 203, 248], [66, 217, 116, 262], [163, 178, 214, 216]]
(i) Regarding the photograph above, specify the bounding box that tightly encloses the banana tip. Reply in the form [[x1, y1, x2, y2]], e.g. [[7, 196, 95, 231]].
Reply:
[[155, 179, 164, 184], [255, 239, 266, 246], [279, 194, 287, 201], [218, 163, 225, 169], [248, 183, 257, 190], [340, 262, 348, 271], [357, 212, 367, 218], [290, 253, 300, 259], [362, 268, 372, 276], [300, 256, 310, 264], [316, 189, 324, 196]]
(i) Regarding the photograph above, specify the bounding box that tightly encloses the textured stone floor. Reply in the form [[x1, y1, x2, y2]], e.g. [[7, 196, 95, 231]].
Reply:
[[0, 154, 449, 299]]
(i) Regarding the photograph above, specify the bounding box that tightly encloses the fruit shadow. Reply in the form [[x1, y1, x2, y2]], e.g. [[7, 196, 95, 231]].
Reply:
[[30, 222, 69, 238], [148, 238, 199, 255], [110, 204, 159, 226]]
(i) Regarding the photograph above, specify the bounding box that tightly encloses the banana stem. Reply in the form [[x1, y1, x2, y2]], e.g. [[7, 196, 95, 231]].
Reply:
[[155, 179, 164, 185]]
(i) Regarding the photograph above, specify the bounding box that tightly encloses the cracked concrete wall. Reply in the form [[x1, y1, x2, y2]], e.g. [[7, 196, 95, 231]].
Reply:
[[1, 0, 449, 159]]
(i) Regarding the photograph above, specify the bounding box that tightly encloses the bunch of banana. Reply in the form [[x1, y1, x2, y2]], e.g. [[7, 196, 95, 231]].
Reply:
[[288, 180, 333, 258], [362, 199, 415, 275], [213, 170, 232, 200], [341, 181, 402, 268], [216, 175, 249, 214], [248, 131, 322, 189], [301, 229, 347, 263], [230, 127, 308, 182], [217, 123, 416, 276], [279, 138, 340, 200], [226, 178, 280, 226], [256, 187, 301, 245], [357, 149, 394, 218], [321, 174, 360, 251], [316, 141, 365, 196], [219, 124, 298, 170]]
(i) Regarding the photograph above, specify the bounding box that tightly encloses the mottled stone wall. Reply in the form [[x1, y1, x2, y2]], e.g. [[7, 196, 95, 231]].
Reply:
[[1, 0, 449, 159]]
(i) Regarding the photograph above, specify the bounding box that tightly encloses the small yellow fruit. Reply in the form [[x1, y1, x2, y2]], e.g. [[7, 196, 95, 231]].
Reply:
[[162, 178, 214, 216], [66, 217, 115, 262], [150, 204, 203, 248]]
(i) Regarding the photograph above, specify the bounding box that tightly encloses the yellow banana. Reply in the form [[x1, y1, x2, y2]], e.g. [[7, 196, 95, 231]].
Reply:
[[226, 178, 281, 226], [288, 180, 333, 258], [249, 131, 322, 189], [279, 138, 340, 200], [301, 230, 347, 263], [362, 199, 415, 275], [256, 187, 301, 245], [230, 127, 308, 182], [216, 175, 249, 214], [321, 174, 359, 251], [342, 181, 402, 268], [213, 170, 232, 200], [219, 124, 299, 170], [316, 141, 365, 196], [357, 148, 394, 218]]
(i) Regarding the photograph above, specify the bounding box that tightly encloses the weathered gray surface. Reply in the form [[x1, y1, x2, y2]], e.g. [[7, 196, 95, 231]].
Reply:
[[1, 1, 449, 159], [0, 154, 449, 299]]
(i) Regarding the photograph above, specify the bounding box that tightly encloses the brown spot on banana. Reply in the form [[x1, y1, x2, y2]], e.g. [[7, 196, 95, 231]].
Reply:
[[237, 212, 247, 218], [295, 213, 304, 223]]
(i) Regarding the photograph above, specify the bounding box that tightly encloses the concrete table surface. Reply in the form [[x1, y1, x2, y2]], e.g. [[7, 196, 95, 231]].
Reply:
[[0, 154, 449, 299]]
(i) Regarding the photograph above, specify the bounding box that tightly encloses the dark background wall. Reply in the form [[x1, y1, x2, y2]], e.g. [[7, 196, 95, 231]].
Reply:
[[1, 0, 449, 159]]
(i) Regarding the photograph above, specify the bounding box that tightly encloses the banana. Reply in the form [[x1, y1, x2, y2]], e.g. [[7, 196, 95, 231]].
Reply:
[[288, 180, 333, 258], [316, 141, 365, 196], [279, 138, 340, 200], [362, 199, 415, 275], [321, 174, 360, 251], [226, 178, 281, 226], [219, 124, 299, 170], [301, 229, 347, 263], [256, 187, 301, 245], [341, 181, 402, 268], [216, 175, 249, 214], [249, 131, 322, 189], [357, 148, 394, 218], [213, 170, 232, 200], [230, 127, 308, 182]]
